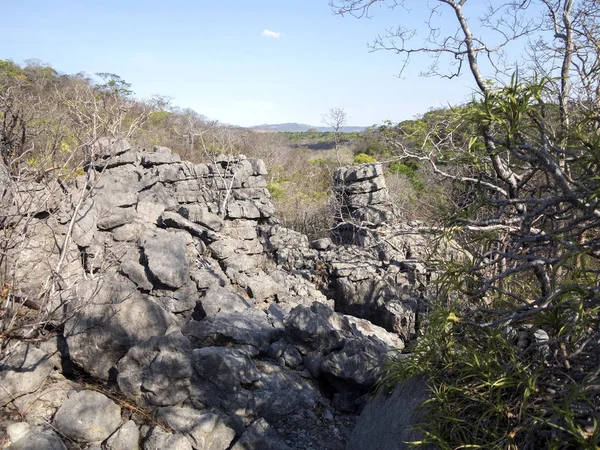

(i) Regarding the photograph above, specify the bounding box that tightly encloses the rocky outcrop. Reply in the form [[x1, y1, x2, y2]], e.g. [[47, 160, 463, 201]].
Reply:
[[2, 140, 424, 450], [332, 163, 395, 247]]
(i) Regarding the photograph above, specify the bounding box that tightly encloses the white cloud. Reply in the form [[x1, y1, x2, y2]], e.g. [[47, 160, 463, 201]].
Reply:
[[261, 29, 281, 39], [130, 52, 156, 65]]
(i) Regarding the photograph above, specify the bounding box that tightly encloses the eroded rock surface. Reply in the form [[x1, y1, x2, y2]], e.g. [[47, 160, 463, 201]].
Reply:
[[1, 142, 441, 450]]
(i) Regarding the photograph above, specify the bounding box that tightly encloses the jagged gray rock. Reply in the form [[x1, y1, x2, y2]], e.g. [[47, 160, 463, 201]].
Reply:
[[284, 305, 345, 354], [1, 140, 435, 450], [105, 420, 140, 450], [189, 347, 259, 413], [156, 406, 236, 450], [184, 310, 280, 353], [117, 332, 193, 407], [195, 285, 252, 319], [65, 275, 171, 379], [143, 427, 192, 450], [252, 360, 321, 421], [141, 229, 190, 289], [231, 418, 291, 450]]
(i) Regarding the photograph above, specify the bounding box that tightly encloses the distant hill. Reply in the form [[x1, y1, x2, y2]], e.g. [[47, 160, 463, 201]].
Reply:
[[249, 123, 367, 133]]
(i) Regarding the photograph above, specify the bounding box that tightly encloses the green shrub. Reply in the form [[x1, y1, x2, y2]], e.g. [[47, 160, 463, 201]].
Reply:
[[389, 161, 424, 192], [353, 153, 377, 164], [267, 182, 285, 200]]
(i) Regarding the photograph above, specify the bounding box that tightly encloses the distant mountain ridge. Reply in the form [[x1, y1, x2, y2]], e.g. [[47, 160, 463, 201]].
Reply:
[[249, 123, 367, 133]]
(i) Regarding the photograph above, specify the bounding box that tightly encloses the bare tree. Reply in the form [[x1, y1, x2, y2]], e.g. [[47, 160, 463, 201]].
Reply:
[[173, 108, 209, 158], [321, 106, 347, 165]]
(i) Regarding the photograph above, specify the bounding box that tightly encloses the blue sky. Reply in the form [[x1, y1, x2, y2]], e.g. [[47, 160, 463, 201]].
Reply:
[[1, 1, 541, 127]]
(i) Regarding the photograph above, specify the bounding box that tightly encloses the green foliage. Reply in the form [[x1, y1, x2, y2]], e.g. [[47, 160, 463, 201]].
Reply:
[[381, 304, 542, 449], [380, 76, 600, 449], [267, 182, 285, 200], [95, 72, 134, 96], [388, 160, 424, 192], [353, 153, 377, 164], [0, 59, 26, 80]]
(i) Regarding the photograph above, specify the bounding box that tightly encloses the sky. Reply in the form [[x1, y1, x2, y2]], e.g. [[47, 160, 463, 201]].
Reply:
[[0, 0, 545, 127]]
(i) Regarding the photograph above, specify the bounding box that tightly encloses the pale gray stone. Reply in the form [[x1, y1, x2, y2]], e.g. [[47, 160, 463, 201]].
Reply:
[[156, 407, 236, 450], [53, 390, 121, 443], [65, 276, 171, 379], [346, 377, 433, 450], [117, 332, 193, 407], [184, 310, 280, 352], [196, 285, 252, 319], [178, 204, 224, 232], [142, 152, 181, 166], [71, 197, 98, 247], [97, 207, 136, 230], [141, 229, 190, 289], [143, 427, 191, 450], [153, 281, 199, 314], [7, 430, 67, 450], [136, 201, 165, 225], [310, 238, 332, 250], [120, 258, 153, 291], [160, 211, 219, 242], [334, 163, 383, 183], [10, 376, 76, 427], [112, 223, 145, 242], [105, 420, 140, 450], [6, 422, 31, 443], [246, 274, 279, 301], [0, 344, 54, 406]]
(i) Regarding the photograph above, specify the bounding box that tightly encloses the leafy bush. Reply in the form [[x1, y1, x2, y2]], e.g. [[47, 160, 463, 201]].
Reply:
[[388, 161, 424, 192], [379, 76, 600, 449], [267, 182, 285, 200], [353, 153, 377, 164]]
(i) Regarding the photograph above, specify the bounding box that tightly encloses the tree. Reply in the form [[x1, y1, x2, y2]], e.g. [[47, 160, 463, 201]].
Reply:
[[321, 106, 347, 165], [332, 1, 600, 447]]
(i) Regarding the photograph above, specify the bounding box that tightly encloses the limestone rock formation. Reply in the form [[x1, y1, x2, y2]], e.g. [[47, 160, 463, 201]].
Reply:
[[0, 140, 441, 450]]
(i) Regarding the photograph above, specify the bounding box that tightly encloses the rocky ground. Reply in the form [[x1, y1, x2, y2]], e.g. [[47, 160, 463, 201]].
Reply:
[[0, 139, 437, 449]]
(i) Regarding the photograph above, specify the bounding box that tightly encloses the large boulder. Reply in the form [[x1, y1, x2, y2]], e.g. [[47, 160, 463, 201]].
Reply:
[[307, 338, 390, 388], [117, 332, 193, 406], [184, 310, 280, 353], [65, 276, 171, 379], [195, 285, 252, 319], [189, 347, 259, 414], [251, 360, 321, 421], [283, 305, 345, 354]]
